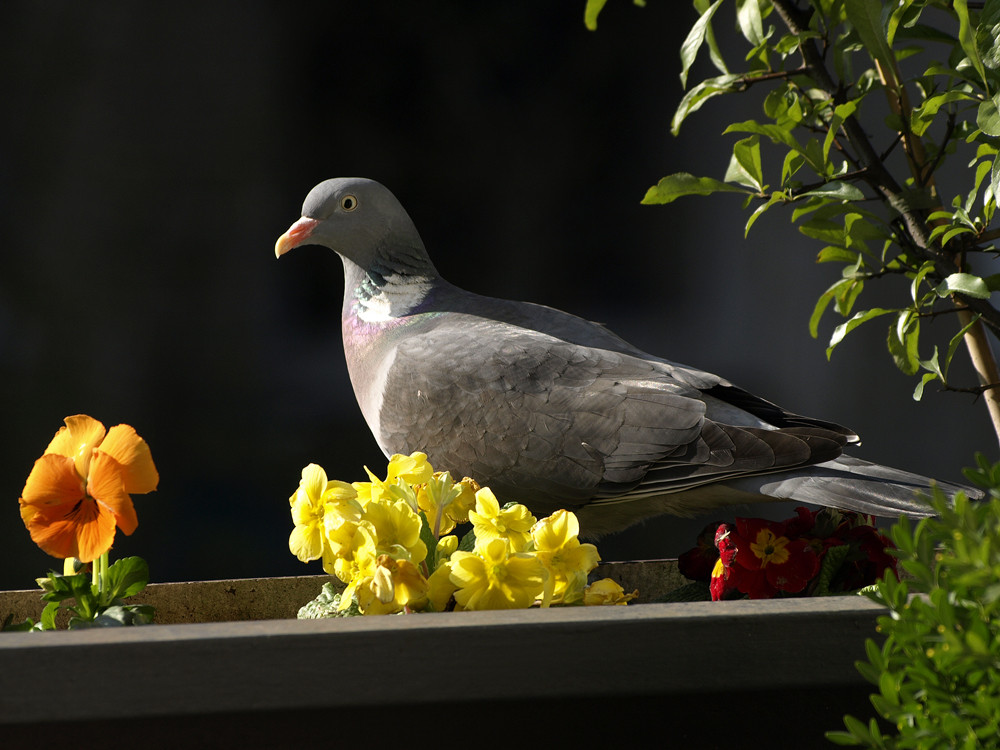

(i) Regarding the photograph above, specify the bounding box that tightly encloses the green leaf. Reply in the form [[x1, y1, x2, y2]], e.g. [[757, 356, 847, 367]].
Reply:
[[824, 730, 862, 746], [827, 308, 894, 358], [910, 261, 936, 305], [641, 172, 750, 204], [745, 193, 785, 236], [888, 311, 921, 375], [679, 0, 726, 89], [458, 527, 477, 553], [781, 149, 805, 185], [824, 100, 859, 160], [977, 93, 1000, 136], [735, 0, 764, 47], [694, 0, 728, 79], [726, 135, 764, 191], [817, 246, 860, 264], [671, 73, 743, 134], [583, 0, 609, 30], [724, 119, 802, 152], [956, 0, 990, 93], [102, 556, 150, 603], [911, 90, 976, 136], [799, 181, 866, 201], [37, 601, 59, 630], [934, 273, 991, 299], [814, 544, 851, 595], [844, 0, 895, 74], [945, 313, 982, 378]]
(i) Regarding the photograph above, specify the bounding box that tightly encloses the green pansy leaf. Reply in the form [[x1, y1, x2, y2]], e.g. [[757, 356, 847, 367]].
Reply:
[[641, 173, 750, 204], [102, 556, 150, 602]]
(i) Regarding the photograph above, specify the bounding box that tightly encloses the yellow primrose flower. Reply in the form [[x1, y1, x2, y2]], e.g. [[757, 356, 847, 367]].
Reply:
[[288, 464, 330, 561], [363, 497, 428, 564], [355, 555, 429, 615], [354, 452, 433, 506], [531, 510, 601, 605], [289, 463, 361, 564], [415, 472, 476, 535], [468, 488, 536, 552], [436, 534, 458, 563], [336, 524, 379, 608], [449, 537, 548, 610], [583, 578, 639, 606]]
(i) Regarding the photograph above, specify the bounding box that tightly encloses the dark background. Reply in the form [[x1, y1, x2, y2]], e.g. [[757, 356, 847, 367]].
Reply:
[[0, 2, 993, 591]]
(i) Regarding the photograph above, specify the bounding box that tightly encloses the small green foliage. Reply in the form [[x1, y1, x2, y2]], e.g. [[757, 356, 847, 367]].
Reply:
[[298, 581, 362, 619], [3, 556, 153, 631], [826, 465, 1000, 747]]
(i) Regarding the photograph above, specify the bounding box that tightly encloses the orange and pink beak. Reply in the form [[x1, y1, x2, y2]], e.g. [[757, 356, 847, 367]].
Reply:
[[274, 216, 320, 258]]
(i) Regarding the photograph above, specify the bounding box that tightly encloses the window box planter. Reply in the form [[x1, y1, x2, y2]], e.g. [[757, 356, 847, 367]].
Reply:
[[0, 561, 882, 747]]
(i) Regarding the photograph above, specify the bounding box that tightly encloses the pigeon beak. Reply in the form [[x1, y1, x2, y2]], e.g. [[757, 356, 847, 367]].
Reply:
[[275, 217, 320, 258]]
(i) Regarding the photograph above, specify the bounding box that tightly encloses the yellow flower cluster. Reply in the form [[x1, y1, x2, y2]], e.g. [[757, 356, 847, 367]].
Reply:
[[288, 452, 636, 614]]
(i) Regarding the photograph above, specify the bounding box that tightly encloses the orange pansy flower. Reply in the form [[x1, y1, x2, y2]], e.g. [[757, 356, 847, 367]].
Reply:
[[18, 415, 159, 562]]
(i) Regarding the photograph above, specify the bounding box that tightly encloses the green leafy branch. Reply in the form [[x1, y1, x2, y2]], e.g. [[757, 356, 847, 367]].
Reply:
[[588, 0, 1000, 444], [827, 471, 1000, 747], [3, 556, 153, 631]]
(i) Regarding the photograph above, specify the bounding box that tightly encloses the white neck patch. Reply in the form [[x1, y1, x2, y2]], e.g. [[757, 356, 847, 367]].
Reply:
[[355, 274, 433, 323]]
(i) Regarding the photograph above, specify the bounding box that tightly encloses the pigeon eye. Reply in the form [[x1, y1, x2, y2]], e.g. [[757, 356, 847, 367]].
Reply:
[[341, 195, 358, 211]]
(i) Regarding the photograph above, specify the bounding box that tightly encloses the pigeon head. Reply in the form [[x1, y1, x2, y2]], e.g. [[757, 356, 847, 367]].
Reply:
[[274, 177, 429, 274]]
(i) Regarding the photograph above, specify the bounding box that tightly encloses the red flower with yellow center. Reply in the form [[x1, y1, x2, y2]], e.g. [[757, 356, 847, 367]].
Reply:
[[730, 518, 820, 599], [18, 415, 159, 562]]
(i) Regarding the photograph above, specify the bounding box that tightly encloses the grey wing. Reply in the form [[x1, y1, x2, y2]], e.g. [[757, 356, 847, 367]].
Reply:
[[375, 321, 848, 513], [377, 324, 703, 506]]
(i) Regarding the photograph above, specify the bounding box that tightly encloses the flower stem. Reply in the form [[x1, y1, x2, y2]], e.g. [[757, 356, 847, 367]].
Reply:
[[92, 552, 109, 594]]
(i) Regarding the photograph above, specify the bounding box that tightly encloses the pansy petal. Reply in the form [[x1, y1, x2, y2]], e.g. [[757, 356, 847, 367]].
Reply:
[[88, 451, 139, 535], [45, 415, 106, 478], [20, 453, 85, 507], [23, 497, 117, 562], [98, 424, 159, 494]]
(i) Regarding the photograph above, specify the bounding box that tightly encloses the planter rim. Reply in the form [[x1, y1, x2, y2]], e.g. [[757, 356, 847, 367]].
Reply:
[[0, 595, 885, 725]]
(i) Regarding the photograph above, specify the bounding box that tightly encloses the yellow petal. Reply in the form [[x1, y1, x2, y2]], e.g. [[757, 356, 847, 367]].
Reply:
[[97, 424, 159, 495], [289, 523, 324, 563], [299, 463, 328, 503], [87, 451, 139, 535], [45, 415, 106, 479]]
